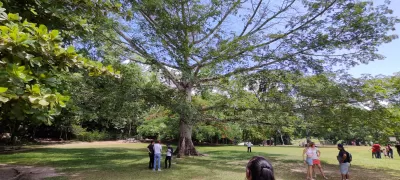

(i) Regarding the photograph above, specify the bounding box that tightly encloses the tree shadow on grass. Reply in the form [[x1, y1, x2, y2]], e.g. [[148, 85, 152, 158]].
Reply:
[[2, 147, 150, 173], [4, 147, 400, 180]]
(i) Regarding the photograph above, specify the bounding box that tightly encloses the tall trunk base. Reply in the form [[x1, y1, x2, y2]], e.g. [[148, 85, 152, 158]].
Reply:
[[176, 120, 199, 158]]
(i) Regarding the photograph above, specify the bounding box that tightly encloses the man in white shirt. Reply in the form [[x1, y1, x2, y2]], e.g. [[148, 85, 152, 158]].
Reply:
[[247, 142, 252, 152], [153, 140, 162, 171]]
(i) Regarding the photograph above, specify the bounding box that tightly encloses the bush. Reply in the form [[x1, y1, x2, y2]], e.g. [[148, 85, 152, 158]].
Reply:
[[71, 125, 109, 142]]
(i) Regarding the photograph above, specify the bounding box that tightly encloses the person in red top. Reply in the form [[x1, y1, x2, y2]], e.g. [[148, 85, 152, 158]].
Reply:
[[370, 145, 377, 158], [372, 144, 381, 159]]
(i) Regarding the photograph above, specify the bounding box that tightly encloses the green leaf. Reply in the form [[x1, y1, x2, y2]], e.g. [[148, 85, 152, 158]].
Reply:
[[49, 30, 59, 40], [30, 8, 38, 15], [67, 46, 75, 54], [0, 87, 7, 93], [28, 96, 39, 103], [32, 84, 41, 94], [0, 8, 7, 21], [0, 95, 9, 103], [39, 99, 49, 106], [7, 13, 20, 21], [38, 24, 48, 34], [17, 66, 25, 71]]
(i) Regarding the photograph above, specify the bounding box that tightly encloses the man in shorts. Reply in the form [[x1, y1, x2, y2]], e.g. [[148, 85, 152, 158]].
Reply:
[[337, 144, 350, 180]]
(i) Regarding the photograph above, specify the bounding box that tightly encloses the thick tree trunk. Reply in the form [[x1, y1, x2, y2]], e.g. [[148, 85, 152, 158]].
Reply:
[[176, 120, 199, 157], [278, 129, 285, 145], [176, 86, 199, 157]]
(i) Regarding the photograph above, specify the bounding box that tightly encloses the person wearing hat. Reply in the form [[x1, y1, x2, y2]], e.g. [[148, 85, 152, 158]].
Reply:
[[337, 144, 350, 180]]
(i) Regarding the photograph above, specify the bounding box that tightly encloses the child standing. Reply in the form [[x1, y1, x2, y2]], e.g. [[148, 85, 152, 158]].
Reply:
[[165, 144, 173, 169], [383, 148, 388, 158]]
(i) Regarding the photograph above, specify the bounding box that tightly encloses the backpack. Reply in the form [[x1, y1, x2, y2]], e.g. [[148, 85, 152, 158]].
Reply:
[[347, 151, 352, 163]]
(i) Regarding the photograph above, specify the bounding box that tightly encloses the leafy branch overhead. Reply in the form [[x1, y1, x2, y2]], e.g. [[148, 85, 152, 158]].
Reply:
[[113, 0, 398, 89], [0, 4, 118, 124]]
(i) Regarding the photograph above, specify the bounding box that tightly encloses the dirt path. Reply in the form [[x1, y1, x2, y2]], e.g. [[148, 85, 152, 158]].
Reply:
[[0, 164, 63, 180]]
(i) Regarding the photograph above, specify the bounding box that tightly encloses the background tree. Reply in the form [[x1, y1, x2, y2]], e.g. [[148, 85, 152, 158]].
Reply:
[[104, 0, 399, 156], [0, 5, 117, 144]]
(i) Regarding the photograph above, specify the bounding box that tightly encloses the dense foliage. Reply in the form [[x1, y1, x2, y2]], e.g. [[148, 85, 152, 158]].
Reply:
[[0, 0, 399, 151]]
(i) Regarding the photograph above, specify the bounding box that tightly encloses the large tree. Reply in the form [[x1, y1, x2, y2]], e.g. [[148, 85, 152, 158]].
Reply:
[[104, 0, 399, 156]]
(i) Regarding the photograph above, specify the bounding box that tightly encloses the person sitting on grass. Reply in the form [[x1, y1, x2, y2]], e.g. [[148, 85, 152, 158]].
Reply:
[[246, 156, 275, 180], [165, 144, 173, 169]]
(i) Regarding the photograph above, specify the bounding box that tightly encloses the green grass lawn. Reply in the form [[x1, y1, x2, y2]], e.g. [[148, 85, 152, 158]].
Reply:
[[1, 142, 399, 180]]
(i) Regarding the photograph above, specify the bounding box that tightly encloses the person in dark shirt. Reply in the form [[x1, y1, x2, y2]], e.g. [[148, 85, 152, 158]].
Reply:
[[387, 144, 394, 159], [337, 144, 350, 180], [395, 142, 400, 157], [147, 141, 154, 169], [165, 144, 173, 168]]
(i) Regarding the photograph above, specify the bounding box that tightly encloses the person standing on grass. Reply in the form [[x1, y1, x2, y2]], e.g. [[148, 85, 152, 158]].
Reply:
[[309, 142, 328, 179], [147, 141, 154, 169], [165, 144, 173, 169], [395, 142, 400, 157], [153, 140, 162, 171], [337, 144, 350, 180], [370, 145, 376, 158], [247, 141, 253, 152], [372, 143, 381, 158], [246, 156, 275, 180], [386, 144, 394, 159], [303, 143, 314, 180]]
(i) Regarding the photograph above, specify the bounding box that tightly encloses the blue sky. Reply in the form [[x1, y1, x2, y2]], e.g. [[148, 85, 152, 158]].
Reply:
[[349, 0, 400, 77]]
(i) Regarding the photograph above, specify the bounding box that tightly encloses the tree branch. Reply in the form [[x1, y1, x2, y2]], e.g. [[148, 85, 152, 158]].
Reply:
[[239, 0, 263, 37], [246, 0, 295, 37], [114, 27, 182, 89], [194, 0, 241, 44]]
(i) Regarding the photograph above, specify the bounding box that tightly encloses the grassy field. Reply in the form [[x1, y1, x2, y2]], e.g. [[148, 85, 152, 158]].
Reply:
[[1, 142, 400, 180]]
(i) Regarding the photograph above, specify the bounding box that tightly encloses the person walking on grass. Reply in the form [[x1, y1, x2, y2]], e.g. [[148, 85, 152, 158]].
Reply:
[[153, 140, 162, 171], [247, 141, 253, 152], [309, 142, 328, 179], [303, 143, 314, 180], [165, 144, 173, 169], [246, 156, 275, 180], [387, 144, 394, 159], [372, 143, 381, 158], [147, 141, 154, 169], [337, 144, 351, 180]]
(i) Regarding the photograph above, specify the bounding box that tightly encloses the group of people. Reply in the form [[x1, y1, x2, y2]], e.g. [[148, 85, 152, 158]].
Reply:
[[371, 143, 395, 159], [371, 142, 400, 159], [303, 142, 351, 180], [302, 142, 329, 180], [146, 140, 276, 179], [147, 140, 174, 171]]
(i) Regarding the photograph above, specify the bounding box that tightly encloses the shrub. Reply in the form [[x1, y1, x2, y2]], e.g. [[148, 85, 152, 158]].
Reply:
[[71, 125, 109, 142]]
